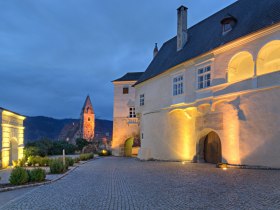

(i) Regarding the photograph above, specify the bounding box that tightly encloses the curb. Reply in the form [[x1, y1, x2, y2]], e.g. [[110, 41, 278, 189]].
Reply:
[[217, 163, 280, 170], [0, 158, 96, 193]]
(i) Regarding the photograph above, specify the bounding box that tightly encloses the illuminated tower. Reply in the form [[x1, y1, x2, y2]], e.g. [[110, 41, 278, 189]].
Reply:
[[80, 96, 95, 141]]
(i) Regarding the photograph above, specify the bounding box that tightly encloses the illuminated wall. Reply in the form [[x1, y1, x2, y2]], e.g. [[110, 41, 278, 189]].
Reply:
[[239, 88, 280, 167], [135, 25, 280, 166], [228, 51, 254, 83], [257, 40, 280, 75], [1, 110, 25, 168], [112, 81, 140, 156]]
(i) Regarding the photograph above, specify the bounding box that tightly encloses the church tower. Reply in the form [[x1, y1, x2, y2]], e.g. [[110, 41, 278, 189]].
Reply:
[[80, 96, 95, 141]]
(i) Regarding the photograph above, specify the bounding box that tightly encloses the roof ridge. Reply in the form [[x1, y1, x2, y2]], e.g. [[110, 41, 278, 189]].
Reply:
[[160, 0, 240, 48]]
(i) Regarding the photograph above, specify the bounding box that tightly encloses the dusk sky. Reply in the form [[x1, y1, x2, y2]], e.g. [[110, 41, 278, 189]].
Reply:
[[0, 0, 236, 120]]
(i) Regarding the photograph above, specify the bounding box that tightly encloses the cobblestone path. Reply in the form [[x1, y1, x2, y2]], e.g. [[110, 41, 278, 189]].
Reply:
[[1, 157, 280, 210]]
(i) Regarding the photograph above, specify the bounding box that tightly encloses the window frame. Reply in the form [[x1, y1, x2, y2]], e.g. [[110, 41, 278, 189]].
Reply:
[[129, 107, 136, 118], [140, 94, 145, 106], [223, 23, 232, 33], [123, 86, 129, 94], [197, 65, 212, 90], [172, 75, 184, 96]]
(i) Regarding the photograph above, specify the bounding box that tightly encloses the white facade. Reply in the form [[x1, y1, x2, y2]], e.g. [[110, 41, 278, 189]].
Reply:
[[135, 23, 280, 167], [112, 80, 140, 156]]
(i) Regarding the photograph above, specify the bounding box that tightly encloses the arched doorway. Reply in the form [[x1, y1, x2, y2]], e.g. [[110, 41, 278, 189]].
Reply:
[[124, 137, 134, 157], [203, 132, 222, 164], [9, 138, 18, 165]]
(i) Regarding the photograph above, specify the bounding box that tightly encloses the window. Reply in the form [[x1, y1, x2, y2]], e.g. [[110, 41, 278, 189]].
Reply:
[[129, 107, 136, 118], [220, 15, 237, 35], [197, 66, 211, 89], [140, 94, 145, 106], [123, 87, 129, 94], [173, 75, 184, 96], [88, 117, 90, 121], [223, 23, 232, 33]]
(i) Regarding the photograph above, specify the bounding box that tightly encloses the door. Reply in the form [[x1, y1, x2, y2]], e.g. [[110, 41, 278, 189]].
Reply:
[[204, 132, 222, 164]]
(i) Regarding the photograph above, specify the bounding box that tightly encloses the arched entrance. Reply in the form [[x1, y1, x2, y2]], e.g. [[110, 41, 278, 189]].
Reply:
[[124, 137, 134, 157], [203, 132, 222, 164], [9, 138, 18, 165]]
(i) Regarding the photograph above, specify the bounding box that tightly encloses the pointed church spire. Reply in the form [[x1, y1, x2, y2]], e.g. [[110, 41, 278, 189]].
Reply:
[[81, 95, 94, 115], [80, 95, 95, 141]]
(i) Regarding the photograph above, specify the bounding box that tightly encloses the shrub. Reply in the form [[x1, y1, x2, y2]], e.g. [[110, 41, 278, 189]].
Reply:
[[27, 156, 51, 167], [24, 146, 41, 158], [24, 139, 77, 158], [65, 157, 74, 167], [29, 168, 46, 182], [49, 159, 66, 174], [49, 141, 76, 156], [79, 153, 94, 161], [40, 157, 51, 166], [76, 138, 90, 151], [12, 160, 18, 167], [18, 158, 26, 167], [74, 157, 80, 163], [9, 167, 29, 185]]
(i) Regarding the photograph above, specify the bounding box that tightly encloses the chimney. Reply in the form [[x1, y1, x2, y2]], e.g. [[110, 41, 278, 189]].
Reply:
[[177, 5, 188, 51], [153, 43, 158, 58]]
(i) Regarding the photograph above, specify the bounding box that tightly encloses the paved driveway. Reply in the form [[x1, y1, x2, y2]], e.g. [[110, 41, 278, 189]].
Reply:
[[1, 157, 280, 209]]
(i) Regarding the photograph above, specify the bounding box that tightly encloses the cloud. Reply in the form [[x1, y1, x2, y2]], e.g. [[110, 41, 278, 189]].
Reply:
[[0, 0, 236, 120]]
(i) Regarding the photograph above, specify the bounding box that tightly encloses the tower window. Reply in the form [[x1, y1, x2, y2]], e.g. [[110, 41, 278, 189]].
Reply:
[[123, 87, 129, 94], [140, 94, 145, 106], [129, 107, 136, 118], [88, 117, 90, 121]]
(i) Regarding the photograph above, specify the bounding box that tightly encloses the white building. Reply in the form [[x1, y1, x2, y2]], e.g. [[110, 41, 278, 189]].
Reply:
[[132, 0, 280, 167], [112, 72, 143, 156], [0, 108, 25, 168]]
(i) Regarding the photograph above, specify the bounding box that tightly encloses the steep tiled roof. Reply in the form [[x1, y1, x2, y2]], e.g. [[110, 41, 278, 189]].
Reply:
[[113, 72, 144, 82], [135, 0, 280, 85]]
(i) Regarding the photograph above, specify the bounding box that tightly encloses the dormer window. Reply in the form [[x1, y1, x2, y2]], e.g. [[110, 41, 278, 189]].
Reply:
[[223, 23, 232, 33], [221, 14, 237, 35]]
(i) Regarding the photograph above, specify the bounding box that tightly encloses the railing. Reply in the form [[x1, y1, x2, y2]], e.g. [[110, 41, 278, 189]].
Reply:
[[127, 118, 139, 125]]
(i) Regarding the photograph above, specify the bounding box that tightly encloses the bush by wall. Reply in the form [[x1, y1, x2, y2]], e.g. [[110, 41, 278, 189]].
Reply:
[[74, 157, 80, 163], [79, 153, 94, 161], [65, 157, 74, 167], [27, 156, 51, 167], [50, 159, 66, 174], [24, 139, 77, 159], [9, 167, 29, 185], [29, 168, 46, 182]]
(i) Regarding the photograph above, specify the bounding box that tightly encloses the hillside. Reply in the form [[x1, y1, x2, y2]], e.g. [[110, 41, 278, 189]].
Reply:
[[24, 116, 112, 143]]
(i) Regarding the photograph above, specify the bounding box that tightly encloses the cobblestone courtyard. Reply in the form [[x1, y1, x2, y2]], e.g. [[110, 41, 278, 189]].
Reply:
[[1, 157, 280, 210]]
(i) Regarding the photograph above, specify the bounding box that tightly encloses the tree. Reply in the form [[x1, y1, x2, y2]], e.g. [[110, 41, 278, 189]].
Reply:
[[76, 138, 90, 151]]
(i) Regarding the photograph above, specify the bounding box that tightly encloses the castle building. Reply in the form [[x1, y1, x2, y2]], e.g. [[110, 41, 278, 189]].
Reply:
[[80, 96, 95, 141], [126, 0, 280, 167], [112, 72, 143, 156], [0, 108, 25, 168]]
